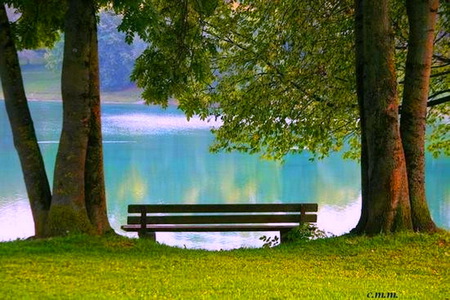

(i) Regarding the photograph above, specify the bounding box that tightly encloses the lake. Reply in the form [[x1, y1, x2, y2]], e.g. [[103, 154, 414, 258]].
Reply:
[[0, 101, 449, 249]]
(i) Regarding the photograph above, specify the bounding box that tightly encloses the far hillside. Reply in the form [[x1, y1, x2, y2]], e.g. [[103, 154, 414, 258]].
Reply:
[[0, 11, 144, 103]]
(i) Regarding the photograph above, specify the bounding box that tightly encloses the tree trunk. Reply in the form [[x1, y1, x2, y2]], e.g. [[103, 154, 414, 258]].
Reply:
[[85, 7, 113, 235], [359, 0, 412, 233], [400, 0, 439, 232], [0, 5, 52, 237], [352, 0, 369, 234], [46, 0, 95, 236]]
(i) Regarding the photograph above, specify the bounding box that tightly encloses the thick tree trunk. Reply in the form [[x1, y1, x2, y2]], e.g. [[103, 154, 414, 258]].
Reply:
[[352, 0, 369, 234], [85, 8, 113, 235], [0, 5, 52, 237], [400, 0, 439, 232], [46, 0, 95, 236], [359, 0, 412, 233]]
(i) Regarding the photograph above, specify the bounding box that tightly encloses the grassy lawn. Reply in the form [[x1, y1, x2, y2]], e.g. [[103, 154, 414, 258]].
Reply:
[[0, 232, 448, 299], [0, 64, 141, 103]]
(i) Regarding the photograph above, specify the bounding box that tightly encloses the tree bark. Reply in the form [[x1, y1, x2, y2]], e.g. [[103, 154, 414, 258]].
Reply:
[[359, 0, 412, 233], [46, 0, 95, 236], [0, 5, 52, 237], [85, 6, 113, 235], [352, 0, 369, 234], [400, 0, 439, 232]]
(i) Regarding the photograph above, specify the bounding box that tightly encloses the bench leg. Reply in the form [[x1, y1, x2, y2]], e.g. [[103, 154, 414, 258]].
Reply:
[[138, 231, 156, 240], [280, 230, 289, 244]]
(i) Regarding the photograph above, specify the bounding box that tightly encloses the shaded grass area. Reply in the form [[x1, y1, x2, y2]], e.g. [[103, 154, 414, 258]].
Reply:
[[0, 64, 141, 103], [0, 233, 448, 299]]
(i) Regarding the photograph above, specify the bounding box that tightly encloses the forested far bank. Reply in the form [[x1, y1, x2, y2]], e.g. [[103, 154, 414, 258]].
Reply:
[[0, 10, 144, 103]]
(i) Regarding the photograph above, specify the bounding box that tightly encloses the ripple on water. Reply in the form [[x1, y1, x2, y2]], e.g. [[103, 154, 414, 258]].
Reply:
[[102, 113, 221, 136]]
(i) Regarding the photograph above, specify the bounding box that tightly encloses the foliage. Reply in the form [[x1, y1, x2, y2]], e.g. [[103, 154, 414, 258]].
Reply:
[[119, 0, 359, 160], [427, 108, 450, 158], [123, 0, 449, 160], [1, 0, 65, 49], [260, 223, 331, 247], [0, 233, 448, 298], [426, 1, 450, 157], [284, 223, 330, 242], [205, 0, 358, 160], [116, 0, 219, 110], [43, 39, 63, 71]]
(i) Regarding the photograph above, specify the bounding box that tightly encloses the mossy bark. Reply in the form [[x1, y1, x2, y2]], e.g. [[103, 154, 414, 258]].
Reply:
[[400, 0, 439, 233], [47, 0, 96, 236], [46, 205, 95, 236], [0, 5, 52, 237]]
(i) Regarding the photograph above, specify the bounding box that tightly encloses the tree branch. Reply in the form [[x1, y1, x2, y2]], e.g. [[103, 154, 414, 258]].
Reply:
[[430, 70, 450, 78], [431, 63, 450, 69], [429, 89, 450, 99], [399, 95, 450, 114], [433, 54, 450, 63], [427, 95, 450, 107]]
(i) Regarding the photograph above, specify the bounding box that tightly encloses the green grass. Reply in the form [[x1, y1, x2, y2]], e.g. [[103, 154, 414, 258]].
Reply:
[[0, 64, 141, 103], [0, 232, 448, 299]]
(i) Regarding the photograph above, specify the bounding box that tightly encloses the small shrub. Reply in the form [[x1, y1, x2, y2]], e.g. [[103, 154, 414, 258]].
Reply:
[[284, 223, 330, 242], [259, 223, 331, 247]]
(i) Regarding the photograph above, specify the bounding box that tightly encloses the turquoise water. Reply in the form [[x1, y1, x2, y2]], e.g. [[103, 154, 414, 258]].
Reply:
[[0, 101, 449, 249]]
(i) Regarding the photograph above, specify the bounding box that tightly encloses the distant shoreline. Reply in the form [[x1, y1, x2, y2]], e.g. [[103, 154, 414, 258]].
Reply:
[[0, 97, 180, 107], [0, 64, 147, 104], [0, 98, 173, 106]]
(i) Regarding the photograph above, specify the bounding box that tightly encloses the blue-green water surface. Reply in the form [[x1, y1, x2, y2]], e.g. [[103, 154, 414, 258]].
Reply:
[[0, 101, 448, 249]]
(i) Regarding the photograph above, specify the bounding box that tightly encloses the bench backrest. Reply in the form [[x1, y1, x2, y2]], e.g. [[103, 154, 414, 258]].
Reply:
[[127, 203, 318, 226]]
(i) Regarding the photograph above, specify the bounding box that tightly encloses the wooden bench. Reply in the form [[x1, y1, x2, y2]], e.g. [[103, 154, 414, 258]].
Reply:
[[121, 203, 318, 243]]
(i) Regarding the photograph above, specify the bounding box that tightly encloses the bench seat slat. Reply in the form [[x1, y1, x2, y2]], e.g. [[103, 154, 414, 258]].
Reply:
[[127, 214, 317, 224], [128, 203, 318, 214], [121, 224, 299, 232]]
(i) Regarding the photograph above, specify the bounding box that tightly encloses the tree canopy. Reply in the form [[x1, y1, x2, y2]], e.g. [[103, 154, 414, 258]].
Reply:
[[2, 0, 64, 49], [120, 0, 449, 160]]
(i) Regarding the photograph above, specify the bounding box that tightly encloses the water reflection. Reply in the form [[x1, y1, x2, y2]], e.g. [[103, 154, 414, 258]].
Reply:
[[0, 101, 448, 249]]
